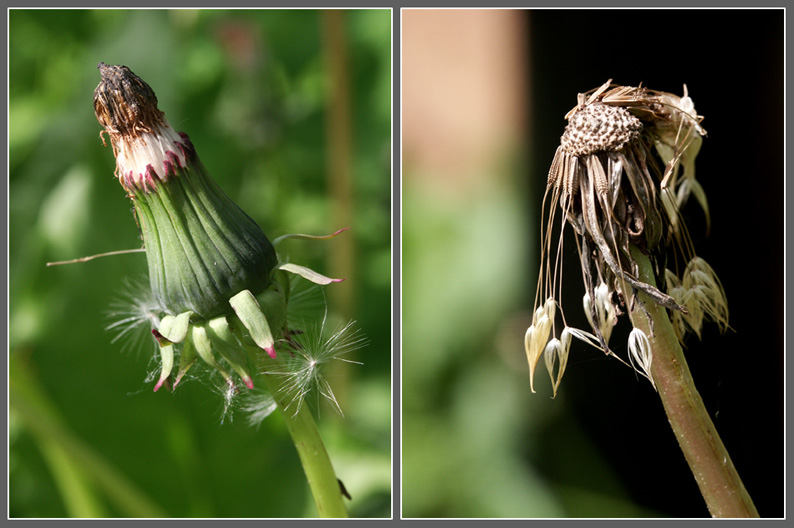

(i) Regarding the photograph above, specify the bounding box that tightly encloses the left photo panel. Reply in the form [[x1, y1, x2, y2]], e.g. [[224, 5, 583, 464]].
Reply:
[[9, 8, 392, 518]]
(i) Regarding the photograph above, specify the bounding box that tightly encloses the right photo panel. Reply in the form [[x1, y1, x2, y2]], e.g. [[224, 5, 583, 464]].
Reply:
[[401, 8, 783, 519]]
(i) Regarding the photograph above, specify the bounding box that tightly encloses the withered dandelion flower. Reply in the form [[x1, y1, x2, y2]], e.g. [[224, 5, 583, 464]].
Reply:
[[528, 79, 727, 393], [525, 80, 759, 519]]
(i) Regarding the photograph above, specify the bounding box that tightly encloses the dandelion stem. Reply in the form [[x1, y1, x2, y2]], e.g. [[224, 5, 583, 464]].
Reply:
[[260, 365, 348, 518], [626, 245, 758, 518]]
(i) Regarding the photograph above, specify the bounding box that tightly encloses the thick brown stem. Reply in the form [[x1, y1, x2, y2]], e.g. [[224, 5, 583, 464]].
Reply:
[[626, 246, 758, 518]]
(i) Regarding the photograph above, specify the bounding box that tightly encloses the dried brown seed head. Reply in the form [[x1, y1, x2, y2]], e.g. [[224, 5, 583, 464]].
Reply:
[[93, 63, 189, 191], [93, 62, 166, 143], [560, 103, 642, 157]]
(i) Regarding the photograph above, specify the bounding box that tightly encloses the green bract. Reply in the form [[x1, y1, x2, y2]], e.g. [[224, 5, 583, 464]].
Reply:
[[133, 142, 278, 319]]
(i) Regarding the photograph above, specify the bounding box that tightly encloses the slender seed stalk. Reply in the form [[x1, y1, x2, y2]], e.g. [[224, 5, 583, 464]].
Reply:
[[626, 245, 758, 518], [259, 362, 348, 518]]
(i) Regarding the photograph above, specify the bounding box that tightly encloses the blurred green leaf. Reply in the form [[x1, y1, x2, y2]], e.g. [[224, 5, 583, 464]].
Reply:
[[38, 165, 93, 256]]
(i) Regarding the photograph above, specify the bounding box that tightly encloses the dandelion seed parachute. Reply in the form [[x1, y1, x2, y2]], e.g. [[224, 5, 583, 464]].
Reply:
[[262, 318, 366, 417]]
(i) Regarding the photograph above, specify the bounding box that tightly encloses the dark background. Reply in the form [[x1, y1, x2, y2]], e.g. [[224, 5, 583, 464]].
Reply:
[[528, 9, 784, 517]]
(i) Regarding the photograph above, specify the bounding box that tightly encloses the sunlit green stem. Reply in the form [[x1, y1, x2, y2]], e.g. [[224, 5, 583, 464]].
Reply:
[[626, 245, 758, 518], [259, 359, 348, 518]]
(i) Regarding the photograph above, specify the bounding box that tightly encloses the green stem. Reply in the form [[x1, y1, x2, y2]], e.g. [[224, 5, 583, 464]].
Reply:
[[627, 246, 758, 518], [260, 366, 348, 518]]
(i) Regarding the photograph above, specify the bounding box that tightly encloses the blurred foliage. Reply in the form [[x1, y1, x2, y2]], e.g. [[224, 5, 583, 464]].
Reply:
[[401, 172, 658, 518], [9, 9, 391, 518]]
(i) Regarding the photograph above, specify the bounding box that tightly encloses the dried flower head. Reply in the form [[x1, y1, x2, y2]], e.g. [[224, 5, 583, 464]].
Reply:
[[93, 63, 347, 397], [526, 79, 726, 394]]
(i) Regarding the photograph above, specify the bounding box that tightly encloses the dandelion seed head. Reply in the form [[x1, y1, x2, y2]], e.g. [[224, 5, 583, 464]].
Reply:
[[526, 81, 724, 396]]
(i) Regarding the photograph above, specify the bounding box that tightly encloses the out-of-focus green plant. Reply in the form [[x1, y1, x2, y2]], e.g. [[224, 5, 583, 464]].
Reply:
[[401, 178, 659, 518], [10, 8, 391, 518]]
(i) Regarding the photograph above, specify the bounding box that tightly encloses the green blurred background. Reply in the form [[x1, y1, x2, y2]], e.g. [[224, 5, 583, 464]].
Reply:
[[9, 9, 391, 518]]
